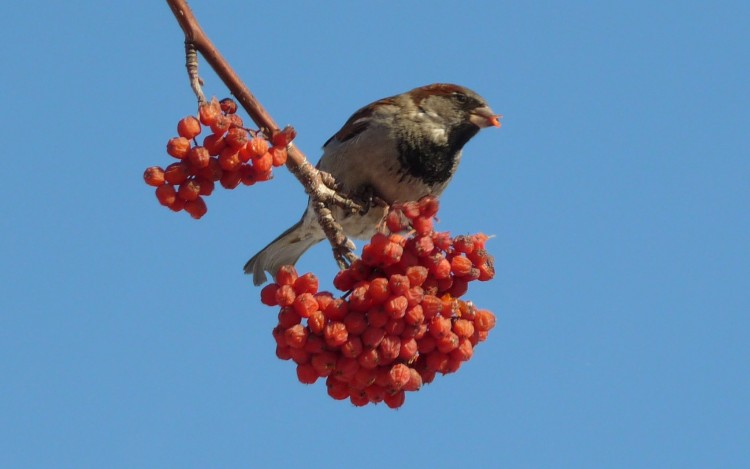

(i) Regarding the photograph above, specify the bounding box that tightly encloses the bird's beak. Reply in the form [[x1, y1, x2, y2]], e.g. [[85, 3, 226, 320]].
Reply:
[[470, 106, 502, 128]]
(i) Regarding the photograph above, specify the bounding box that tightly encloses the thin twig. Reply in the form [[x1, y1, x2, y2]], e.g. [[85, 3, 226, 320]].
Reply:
[[184, 41, 205, 104]]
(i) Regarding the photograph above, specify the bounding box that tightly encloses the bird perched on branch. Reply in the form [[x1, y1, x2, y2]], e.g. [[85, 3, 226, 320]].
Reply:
[[244, 83, 500, 285]]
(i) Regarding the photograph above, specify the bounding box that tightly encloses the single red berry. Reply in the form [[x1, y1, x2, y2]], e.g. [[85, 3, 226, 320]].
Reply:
[[452, 318, 475, 338], [284, 324, 308, 349], [326, 377, 350, 400], [276, 345, 292, 361], [164, 162, 191, 185], [270, 146, 288, 167], [247, 136, 269, 158], [450, 255, 473, 277], [143, 166, 165, 187], [388, 363, 411, 391], [218, 148, 242, 172], [276, 265, 298, 286], [324, 321, 348, 348], [260, 284, 279, 306], [202, 134, 226, 156], [155, 184, 177, 207], [277, 307, 301, 329], [362, 326, 386, 348], [219, 97, 238, 114], [195, 177, 214, 196], [166, 137, 191, 159], [209, 114, 231, 135], [399, 337, 418, 361], [474, 309, 496, 332], [199, 98, 221, 126], [343, 311, 368, 336], [296, 363, 318, 384], [225, 127, 249, 149], [307, 310, 326, 335], [418, 195, 440, 217], [253, 152, 273, 173], [177, 179, 201, 202], [378, 335, 401, 363], [292, 292, 318, 318], [184, 197, 207, 219], [413, 216, 434, 235], [272, 126, 296, 147], [293, 272, 319, 295], [275, 284, 296, 307], [177, 116, 201, 140], [341, 336, 363, 358], [403, 367, 423, 391], [288, 347, 310, 365], [357, 348, 380, 369], [219, 170, 242, 189], [186, 146, 210, 169], [311, 351, 337, 377]]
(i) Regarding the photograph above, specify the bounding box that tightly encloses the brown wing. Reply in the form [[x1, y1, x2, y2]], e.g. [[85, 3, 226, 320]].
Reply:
[[323, 96, 398, 147]]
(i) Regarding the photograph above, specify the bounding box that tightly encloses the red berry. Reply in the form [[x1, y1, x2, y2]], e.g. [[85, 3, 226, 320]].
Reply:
[[276, 265, 298, 286], [277, 307, 301, 329], [327, 377, 350, 400], [270, 146, 288, 167], [296, 363, 318, 384], [199, 98, 221, 126], [247, 136, 269, 158], [219, 97, 238, 114], [177, 116, 201, 139], [275, 284, 296, 307], [184, 197, 207, 219], [292, 293, 318, 318], [155, 184, 176, 207], [177, 179, 201, 202], [253, 152, 273, 173], [474, 309, 496, 332], [164, 162, 191, 185], [219, 170, 242, 189], [143, 166, 165, 186], [166, 137, 191, 159], [284, 324, 308, 349], [187, 146, 210, 169], [272, 126, 296, 147], [225, 127, 248, 149], [418, 195, 440, 217], [307, 310, 326, 335], [202, 134, 226, 156], [388, 363, 411, 391], [260, 284, 279, 306], [324, 321, 348, 348]]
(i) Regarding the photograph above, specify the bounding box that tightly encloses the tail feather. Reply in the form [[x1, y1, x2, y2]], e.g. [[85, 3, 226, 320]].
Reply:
[[244, 220, 323, 286]]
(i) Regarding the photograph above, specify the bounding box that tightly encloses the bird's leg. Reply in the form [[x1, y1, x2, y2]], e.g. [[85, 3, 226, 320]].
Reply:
[[354, 185, 388, 215], [318, 170, 364, 215]]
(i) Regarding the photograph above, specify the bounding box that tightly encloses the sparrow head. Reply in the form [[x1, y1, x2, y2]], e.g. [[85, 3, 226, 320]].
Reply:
[[406, 83, 501, 131]]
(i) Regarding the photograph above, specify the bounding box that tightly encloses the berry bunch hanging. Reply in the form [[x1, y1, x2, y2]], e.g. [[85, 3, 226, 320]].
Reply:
[[143, 98, 295, 219], [260, 197, 497, 408]]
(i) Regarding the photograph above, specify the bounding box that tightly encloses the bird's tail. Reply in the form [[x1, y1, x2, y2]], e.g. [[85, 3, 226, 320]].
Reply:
[[244, 220, 323, 286]]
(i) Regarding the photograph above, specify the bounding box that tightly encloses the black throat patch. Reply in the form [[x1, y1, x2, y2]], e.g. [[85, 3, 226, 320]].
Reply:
[[397, 122, 479, 185]]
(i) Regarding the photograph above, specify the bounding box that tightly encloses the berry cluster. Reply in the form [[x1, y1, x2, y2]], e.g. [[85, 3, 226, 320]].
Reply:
[[260, 196, 496, 408], [143, 98, 295, 218]]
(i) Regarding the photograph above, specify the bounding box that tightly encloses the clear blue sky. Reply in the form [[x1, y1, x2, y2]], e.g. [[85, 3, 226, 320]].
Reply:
[[2, 1, 748, 467]]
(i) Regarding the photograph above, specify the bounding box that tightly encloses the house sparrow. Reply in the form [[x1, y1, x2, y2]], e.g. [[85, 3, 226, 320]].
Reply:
[[244, 83, 500, 285]]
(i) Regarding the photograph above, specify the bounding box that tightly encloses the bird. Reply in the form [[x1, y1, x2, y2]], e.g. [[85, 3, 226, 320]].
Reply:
[[244, 83, 500, 285]]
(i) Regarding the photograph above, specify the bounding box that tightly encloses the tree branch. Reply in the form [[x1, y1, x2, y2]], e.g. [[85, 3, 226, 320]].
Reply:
[[166, 0, 362, 268]]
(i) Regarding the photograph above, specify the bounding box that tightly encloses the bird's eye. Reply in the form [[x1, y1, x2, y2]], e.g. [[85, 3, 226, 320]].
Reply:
[[454, 93, 468, 103]]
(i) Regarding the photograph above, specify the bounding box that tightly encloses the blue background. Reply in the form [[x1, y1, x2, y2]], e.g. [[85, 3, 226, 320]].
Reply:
[[2, 1, 748, 467]]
